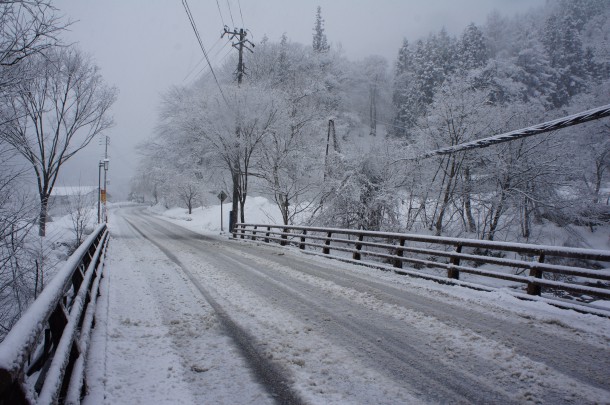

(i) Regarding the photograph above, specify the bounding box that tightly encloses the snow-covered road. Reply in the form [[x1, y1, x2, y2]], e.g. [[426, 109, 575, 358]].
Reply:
[[84, 207, 610, 404]]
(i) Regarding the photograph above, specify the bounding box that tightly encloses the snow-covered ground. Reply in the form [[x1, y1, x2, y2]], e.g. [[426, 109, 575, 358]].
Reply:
[[147, 195, 282, 234], [81, 203, 610, 404]]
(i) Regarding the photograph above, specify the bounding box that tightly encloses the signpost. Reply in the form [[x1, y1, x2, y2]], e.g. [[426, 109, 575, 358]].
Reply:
[[218, 191, 228, 231]]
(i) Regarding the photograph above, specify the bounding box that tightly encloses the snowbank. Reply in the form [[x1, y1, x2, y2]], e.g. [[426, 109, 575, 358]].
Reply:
[[149, 196, 283, 234]]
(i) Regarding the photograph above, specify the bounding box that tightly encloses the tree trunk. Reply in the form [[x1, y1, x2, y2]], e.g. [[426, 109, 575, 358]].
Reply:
[[521, 196, 531, 239], [230, 171, 239, 232], [280, 193, 289, 225], [38, 195, 49, 237], [239, 170, 247, 224], [463, 167, 477, 233], [435, 158, 456, 236], [240, 198, 246, 224], [487, 176, 510, 241], [369, 84, 377, 136], [593, 158, 604, 205]]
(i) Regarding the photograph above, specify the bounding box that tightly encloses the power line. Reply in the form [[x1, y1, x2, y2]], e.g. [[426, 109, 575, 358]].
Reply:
[[189, 45, 234, 86], [396, 104, 610, 162], [184, 40, 233, 84], [182, 36, 225, 82], [182, 0, 230, 107], [225, 0, 235, 27], [237, 0, 245, 27], [215, 0, 226, 27]]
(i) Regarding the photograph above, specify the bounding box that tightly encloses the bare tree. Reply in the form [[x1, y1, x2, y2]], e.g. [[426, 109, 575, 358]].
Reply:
[[0, 1, 65, 67], [0, 0, 66, 97], [0, 0, 70, 338], [0, 145, 37, 338], [67, 186, 95, 248], [162, 82, 279, 226], [177, 181, 200, 215], [1, 47, 117, 236]]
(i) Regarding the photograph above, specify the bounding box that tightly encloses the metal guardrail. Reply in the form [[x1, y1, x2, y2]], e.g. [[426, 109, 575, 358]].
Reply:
[[234, 224, 610, 301], [0, 224, 109, 405]]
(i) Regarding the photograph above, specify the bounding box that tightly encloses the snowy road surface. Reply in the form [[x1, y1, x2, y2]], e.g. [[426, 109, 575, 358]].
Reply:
[[83, 207, 610, 405]]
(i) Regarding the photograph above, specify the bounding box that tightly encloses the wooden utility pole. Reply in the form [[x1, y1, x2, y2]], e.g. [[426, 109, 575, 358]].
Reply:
[[222, 26, 254, 85], [222, 26, 254, 232]]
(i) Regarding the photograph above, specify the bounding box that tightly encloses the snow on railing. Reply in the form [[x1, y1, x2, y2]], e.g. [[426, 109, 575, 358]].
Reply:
[[0, 224, 109, 405], [234, 223, 610, 304]]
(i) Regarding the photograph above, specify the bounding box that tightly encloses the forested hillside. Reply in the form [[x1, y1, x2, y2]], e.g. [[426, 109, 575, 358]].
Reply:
[[133, 0, 610, 243]]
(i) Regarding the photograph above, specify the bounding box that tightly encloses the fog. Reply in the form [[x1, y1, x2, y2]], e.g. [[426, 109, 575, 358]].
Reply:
[[53, 0, 545, 200]]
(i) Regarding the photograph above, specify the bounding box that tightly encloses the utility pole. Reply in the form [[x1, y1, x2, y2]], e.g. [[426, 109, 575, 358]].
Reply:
[[102, 136, 110, 222], [222, 26, 254, 232], [222, 26, 254, 84]]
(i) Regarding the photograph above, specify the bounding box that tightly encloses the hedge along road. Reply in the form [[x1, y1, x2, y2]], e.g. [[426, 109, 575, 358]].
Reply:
[[85, 206, 610, 405]]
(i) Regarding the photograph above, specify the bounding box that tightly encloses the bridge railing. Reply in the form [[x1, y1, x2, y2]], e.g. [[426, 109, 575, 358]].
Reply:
[[0, 224, 109, 405], [234, 223, 610, 302]]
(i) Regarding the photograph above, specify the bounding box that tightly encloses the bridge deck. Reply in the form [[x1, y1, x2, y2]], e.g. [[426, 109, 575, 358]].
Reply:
[[83, 207, 610, 405]]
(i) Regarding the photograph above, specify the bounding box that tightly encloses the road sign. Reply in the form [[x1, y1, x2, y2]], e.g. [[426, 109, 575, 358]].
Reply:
[[218, 191, 228, 202]]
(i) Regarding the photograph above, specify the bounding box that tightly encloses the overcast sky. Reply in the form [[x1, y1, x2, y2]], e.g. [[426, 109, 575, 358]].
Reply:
[[53, 0, 545, 199]]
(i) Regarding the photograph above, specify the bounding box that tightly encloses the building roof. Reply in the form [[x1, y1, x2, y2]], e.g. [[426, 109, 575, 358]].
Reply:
[[51, 186, 98, 196]]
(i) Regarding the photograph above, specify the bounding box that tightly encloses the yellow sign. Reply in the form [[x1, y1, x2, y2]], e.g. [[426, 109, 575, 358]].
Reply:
[[101, 190, 107, 203]]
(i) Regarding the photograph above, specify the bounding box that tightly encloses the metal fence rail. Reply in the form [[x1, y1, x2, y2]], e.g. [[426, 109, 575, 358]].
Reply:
[[234, 223, 610, 302], [0, 224, 109, 405]]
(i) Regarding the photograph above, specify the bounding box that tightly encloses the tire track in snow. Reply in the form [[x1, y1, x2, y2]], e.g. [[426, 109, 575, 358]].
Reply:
[[126, 212, 515, 403], [232, 244, 610, 391], [123, 217, 306, 405], [122, 209, 610, 404]]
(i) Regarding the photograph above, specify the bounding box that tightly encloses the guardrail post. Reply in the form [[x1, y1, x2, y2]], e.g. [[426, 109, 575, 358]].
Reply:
[[280, 228, 289, 246], [299, 230, 307, 250], [251, 225, 257, 241], [394, 238, 405, 268], [353, 234, 364, 260], [323, 232, 332, 254], [240, 225, 245, 239], [527, 253, 544, 295], [448, 244, 462, 279]]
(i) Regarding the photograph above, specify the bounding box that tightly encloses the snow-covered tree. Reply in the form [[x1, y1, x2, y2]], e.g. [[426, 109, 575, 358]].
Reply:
[[457, 23, 488, 71], [312, 6, 329, 53], [137, 0, 610, 244], [1, 48, 117, 236]]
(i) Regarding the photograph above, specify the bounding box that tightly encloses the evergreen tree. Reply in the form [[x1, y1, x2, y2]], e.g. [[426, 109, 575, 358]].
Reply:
[[542, 13, 587, 106], [392, 39, 414, 137], [457, 23, 488, 71], [395, 38, 412, 75], [312, 6, 330, 53]]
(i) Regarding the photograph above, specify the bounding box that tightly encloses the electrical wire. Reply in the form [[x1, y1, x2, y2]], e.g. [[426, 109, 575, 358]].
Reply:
[[225, 0, 236, 28], [185, 40, 233, 84], [215, 0, 226, 27], [237, 0, 245, 27], [182, 0, 230, 107], [189, 45, 234, 86], [182, 36, 225, 82]]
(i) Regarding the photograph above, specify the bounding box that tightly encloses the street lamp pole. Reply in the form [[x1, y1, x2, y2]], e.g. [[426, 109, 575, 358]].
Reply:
[[97, 161, 103, 223], [103, 159, 109, 222]]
